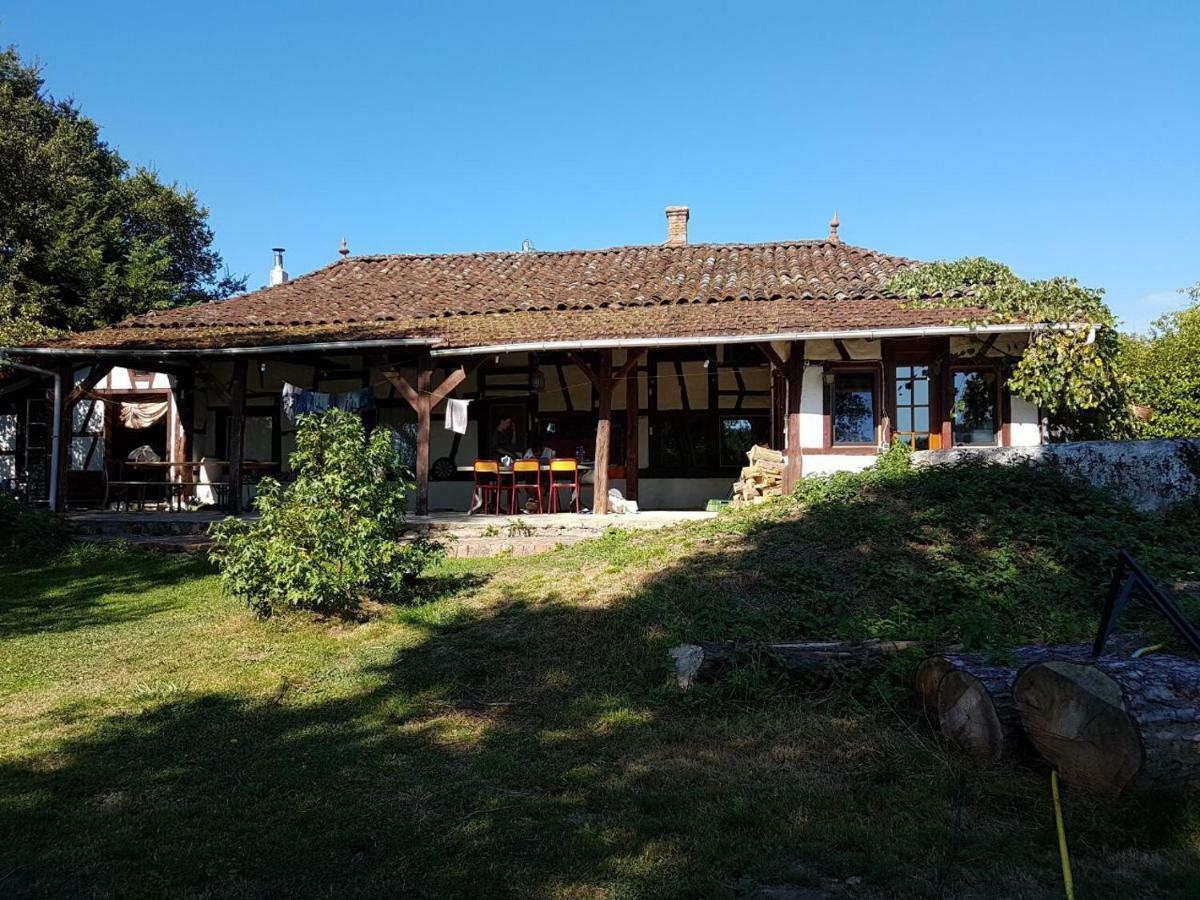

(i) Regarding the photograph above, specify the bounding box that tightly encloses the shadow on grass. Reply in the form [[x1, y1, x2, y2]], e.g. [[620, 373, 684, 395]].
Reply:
[[2, 463, 1198, 897], [0, 546, 214, 638]]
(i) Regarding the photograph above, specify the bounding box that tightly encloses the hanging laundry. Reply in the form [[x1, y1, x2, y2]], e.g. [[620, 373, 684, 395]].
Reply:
[[282, 383, 374, 423], [444, 398, 471, 434]]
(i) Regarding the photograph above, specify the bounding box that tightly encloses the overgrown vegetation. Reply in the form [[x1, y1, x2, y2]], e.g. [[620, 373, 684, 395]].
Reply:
[[0, 492, 70, 564], [1123, 282, 1200, 438], [888, 257, 1132, 439], [209, 410, 443, 616], [2, 460, 1198, 896]]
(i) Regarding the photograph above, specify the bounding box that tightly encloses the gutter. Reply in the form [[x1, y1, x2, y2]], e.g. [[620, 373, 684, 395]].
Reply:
[[0, 353, 63, 510], [428, 322, 1069, 358], [0, 336, 439, 359]]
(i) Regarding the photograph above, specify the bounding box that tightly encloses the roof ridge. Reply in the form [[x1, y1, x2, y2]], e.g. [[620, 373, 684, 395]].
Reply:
[[337, 238, 911, 263]]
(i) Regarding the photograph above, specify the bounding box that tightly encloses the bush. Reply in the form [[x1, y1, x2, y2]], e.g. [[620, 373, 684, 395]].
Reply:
[[209, 409, 444, 616], [0, 493, 70, 565]]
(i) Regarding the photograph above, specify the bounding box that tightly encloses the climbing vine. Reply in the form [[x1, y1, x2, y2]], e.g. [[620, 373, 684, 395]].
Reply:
[[886, 258, 1132, 439]]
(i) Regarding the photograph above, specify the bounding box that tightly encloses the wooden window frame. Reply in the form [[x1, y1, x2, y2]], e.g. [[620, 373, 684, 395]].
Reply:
[[948, 363, 1005, 448], [822, 364, 882, 451]]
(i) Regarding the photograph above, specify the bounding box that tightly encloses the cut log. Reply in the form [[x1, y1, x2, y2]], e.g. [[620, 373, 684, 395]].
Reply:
[[937, 664, 1025, 763], [670, 639, 922, 690], [1013, 656, 1200, 794], [916, 639, 1148, 763]]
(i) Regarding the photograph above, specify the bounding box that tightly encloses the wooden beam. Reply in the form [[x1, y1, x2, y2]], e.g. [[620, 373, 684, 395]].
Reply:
[[783, 341, 805, 491], [379, 367, 420, 411], [625, 361, 639, 502], [67, 362, 115, 406], [974, 333, 1000, 358], [428, 358, 483, 408], [615, 349, 645, 381], [567, 352, 601, 391], [227, 358, 248, 515], [593, 350, 613, 514], [52, 362, 73, 512], [415, 360, 432, 516], [195, 362, 232, 405], [833, 339, 852, 361], [756, 342, 786, 370]]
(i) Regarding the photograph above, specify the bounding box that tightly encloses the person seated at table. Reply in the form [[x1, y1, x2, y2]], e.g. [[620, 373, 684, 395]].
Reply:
[[491, 416, 521, 459], [523, 440, 553, 461]]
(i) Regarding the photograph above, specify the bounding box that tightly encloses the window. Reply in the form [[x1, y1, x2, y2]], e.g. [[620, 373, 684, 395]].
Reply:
[[719, 415, 770, 467], [952, 370, 998, 446], [894, 364, 933, 450], [831, 372, 877, 445], [0, 413, 16, 491], [651, 411, 713, 473]]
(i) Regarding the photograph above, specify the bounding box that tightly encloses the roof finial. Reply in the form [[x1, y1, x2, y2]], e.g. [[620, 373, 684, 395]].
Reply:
[[338, 237, 350, 258], [828, 210, 840, 244]]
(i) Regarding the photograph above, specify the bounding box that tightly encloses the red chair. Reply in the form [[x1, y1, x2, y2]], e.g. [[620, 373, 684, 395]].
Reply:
[[548, 458, 581, 513], [470, 459, 502, 515], [510, 458, 544, 514]]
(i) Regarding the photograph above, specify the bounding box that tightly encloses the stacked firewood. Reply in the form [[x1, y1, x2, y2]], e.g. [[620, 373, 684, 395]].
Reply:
[[731, 444, 785, 507]]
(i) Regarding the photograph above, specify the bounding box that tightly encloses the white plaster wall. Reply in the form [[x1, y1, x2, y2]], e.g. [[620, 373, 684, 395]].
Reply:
[[1009, 395, 1041, 446], [799, 364, 825, 448], [801, 454, 878, 477]]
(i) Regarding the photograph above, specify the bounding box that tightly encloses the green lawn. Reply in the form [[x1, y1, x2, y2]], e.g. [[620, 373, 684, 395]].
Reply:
[[1, 463, 1198, 898]]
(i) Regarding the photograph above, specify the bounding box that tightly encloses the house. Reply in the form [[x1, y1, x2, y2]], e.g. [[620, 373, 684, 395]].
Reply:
[[1, 208, 1044, 514]]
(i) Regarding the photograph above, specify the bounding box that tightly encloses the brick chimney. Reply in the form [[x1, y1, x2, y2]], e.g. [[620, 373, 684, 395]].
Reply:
[[664, 206, 689, 245]]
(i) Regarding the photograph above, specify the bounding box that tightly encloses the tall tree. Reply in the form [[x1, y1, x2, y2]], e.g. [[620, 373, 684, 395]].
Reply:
[[0, 46, 243, 345], [1122, 283, 1200, 439]]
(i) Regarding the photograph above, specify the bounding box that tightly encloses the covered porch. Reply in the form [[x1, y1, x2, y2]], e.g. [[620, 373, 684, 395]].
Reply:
[[10, 328, 1042, 517]]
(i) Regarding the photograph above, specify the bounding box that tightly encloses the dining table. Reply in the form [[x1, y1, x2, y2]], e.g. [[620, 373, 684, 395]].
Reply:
[[456, 460, 594, 513], [120, 459, 279, 509]]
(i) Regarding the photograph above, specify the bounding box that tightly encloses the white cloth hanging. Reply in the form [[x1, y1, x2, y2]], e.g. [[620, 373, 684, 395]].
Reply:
[[118, 400, 169, 429], [444, 398, 471, 434]]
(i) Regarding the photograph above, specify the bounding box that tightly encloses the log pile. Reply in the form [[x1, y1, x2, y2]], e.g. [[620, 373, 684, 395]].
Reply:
[[730, 444, 785, 507], [670, 639, 923, 690]]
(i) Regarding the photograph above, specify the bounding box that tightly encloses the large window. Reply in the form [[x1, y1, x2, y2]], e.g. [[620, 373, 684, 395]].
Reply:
[[831, 372, 877, 445], [894, 364, 933, 450], [951, 370, 998, 446]]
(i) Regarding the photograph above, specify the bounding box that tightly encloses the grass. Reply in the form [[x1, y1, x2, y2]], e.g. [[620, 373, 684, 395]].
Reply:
[[1, 461, 1198, 898]]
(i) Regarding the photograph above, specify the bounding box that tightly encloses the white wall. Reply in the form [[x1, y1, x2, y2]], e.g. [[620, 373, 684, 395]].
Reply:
[[1009, 395, 1041, 446]]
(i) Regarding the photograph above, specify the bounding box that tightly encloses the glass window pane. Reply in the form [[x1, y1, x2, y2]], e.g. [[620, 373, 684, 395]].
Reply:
[[914, 377, 928, 405], [913, 434, 931, 450], [896, 375, 911, 404], [914, 407, 930, 432], [913, 366, 928, 378], [896, 408, 912, 432], [832, 373, 875, 444], [952, 370, 998, 446], [721, 416, 769, 466]]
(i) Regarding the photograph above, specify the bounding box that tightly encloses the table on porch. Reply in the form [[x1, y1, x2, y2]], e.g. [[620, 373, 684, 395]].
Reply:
[[456, 461, 593, 513]]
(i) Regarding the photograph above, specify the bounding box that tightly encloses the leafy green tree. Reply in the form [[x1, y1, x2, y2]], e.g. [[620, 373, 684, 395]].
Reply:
[[209, 410, 444, 616], [1122, 283, 1200, 438], [0, 46, 243, 345], [887, 257, 1132, 439]]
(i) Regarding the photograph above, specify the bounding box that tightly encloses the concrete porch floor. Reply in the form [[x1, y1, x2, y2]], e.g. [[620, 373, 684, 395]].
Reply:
[[66, 508, 717, 556]]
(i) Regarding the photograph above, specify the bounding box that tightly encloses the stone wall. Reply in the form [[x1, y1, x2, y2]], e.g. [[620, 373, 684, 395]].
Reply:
[[912, 440, 1200, 513]]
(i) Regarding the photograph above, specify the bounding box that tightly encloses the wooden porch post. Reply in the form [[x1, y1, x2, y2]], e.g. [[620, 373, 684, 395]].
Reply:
[[228, 358, 248, 515], [52, 362, 73, 512], [569, 349, 644, 515], [593, 350, 613, 514], [624, 361, 639, 502], [415, 359, 432, 516], [783, 340, 805, 492], [375, 355, 478, 517]]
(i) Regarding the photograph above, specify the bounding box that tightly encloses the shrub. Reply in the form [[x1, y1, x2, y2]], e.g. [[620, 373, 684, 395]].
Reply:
[[209, 409, 444, 616], [0, 493, 70, 565]]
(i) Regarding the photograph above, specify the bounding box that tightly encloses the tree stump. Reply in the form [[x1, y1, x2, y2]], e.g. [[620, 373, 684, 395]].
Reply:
[[1013, 656, 1200, 794]]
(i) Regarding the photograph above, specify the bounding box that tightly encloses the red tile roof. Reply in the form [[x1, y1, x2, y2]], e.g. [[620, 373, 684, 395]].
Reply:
[[35, 240, 997, 352]]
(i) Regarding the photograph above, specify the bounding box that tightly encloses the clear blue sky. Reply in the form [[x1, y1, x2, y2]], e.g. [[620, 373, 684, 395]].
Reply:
[[4, 1, 1198, 332]]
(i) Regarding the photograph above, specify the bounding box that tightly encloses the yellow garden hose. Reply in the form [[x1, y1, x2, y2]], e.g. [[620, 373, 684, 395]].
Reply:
[[1051, 770, 1075, 900]]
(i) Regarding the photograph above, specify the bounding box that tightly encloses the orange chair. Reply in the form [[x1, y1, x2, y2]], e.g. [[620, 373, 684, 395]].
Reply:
[[548, 458, 581, 513], [510, 458, 544, 514], [470, 459, 502, 515]]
